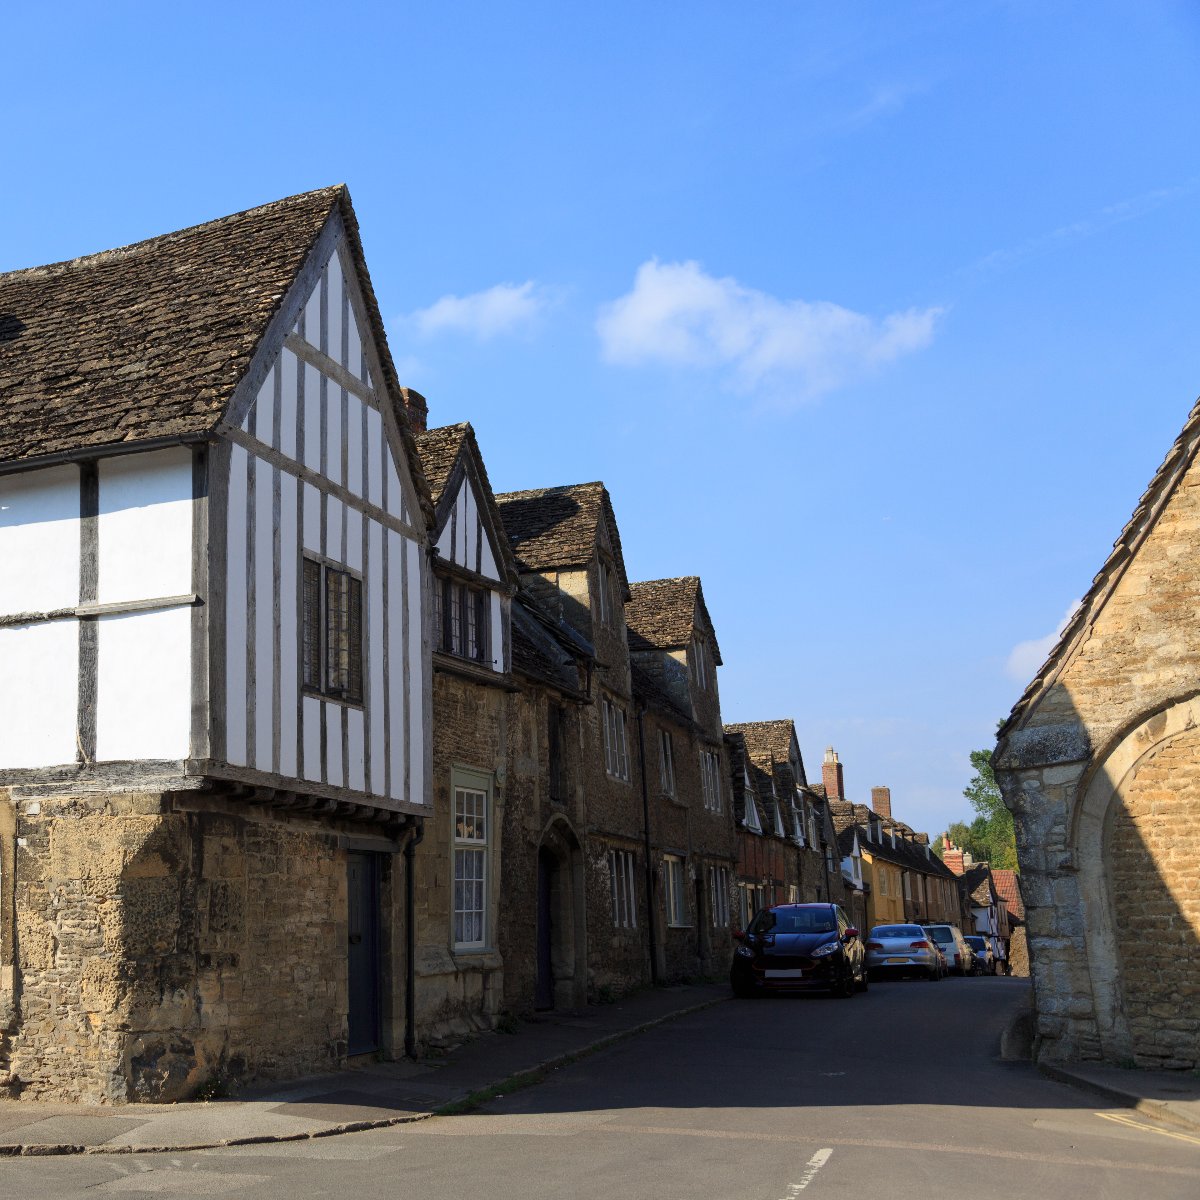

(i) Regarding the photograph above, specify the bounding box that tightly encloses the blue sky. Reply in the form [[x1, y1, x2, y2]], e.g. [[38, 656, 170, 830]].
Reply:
[[6, 2, 1200, 838]]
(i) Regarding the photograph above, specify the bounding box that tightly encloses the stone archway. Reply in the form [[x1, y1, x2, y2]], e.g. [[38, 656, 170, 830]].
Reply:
[[1074, 695, 1200, 1065], [535, 816, 587, 1011]]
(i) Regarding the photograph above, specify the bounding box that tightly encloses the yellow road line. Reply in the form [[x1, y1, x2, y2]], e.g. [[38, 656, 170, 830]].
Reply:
[[1095, 1111, 1200, 1147]]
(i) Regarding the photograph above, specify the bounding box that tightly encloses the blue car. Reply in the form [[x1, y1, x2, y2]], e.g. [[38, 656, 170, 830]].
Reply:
[[731, 902, 867, 998]]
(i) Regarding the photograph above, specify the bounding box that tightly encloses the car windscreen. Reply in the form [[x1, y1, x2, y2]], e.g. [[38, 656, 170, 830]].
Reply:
[[871, 925, 923, 939], [926, 927, 954, 943], [964, 937, 985, 950], [752, 909, 836, 935]]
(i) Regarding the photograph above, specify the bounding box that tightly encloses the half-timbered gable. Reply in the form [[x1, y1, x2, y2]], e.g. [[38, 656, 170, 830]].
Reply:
[[0, 186, 433, 1102]]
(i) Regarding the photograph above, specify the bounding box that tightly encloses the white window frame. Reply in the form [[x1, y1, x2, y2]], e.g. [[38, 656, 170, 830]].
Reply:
[[708, 865, 730, 928], [700, 748, 722, 812], [903, 871, 912, 901], [742, 768, 762, 833], [772, 794, 786, 838], [788, 885, 799, 903], [596, 559, 611, 626], [609, 849, 637, 929], [452, 774, 491, 951], [879, 869, 889, 898], [602, 697, 630, 781], [791, 802, 805, 846], [659, 729, 676, 796], [693, 637, 708, 689], [664, 856, 688, 927]]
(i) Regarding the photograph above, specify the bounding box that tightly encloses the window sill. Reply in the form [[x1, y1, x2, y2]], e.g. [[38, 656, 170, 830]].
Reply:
[[301, 687, 365, 711], [666, 922, 693, 930]]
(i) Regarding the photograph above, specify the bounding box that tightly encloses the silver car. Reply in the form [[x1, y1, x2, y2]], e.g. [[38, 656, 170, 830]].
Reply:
[[865, 924, 943, 981], [923, 923, 973, 975]]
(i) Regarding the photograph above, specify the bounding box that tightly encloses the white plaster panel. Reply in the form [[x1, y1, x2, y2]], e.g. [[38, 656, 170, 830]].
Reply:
[[0, 465, 80, 616], [302, 483, 320, 553], [479, 515, 500, 582], [460, 489, 473, 566], [407, 537, 425, 806], [368, 520, 385, 797], [303, 363, 322, 472], [491, 591, 504, 672], [347, 706, 365, 793], [97, 448, 192, 605], [327, 704, 344, 788], [278, 471, 298, 779], [346, 507, 363, 572], [328, 385, 344, 489], [254, 366, 275, 449], [366, 407, 383, 507], [386, 457, 402, 520], [326, 495, 343, 564], [328, 252, 344, 368], [304, 271, 323, 352], [279, 349, 298, 461], [436, 518, 453, 559], [225, 444, 249, 766], [96, 607, 191, 761], [302, 694, 321, 782], [387, 529, 406, 801], [346, 393, 364, 497], [347, 292, 365, 379], [0, 621, 78, 768], [254, 460, 274, 771]]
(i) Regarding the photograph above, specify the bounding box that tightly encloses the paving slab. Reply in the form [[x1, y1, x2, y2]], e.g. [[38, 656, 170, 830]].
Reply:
[[0, 982, 729, 1155], [1040, 1061, 1200, 1132]]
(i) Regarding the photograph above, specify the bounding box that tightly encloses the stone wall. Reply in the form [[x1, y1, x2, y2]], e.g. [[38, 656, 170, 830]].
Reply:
[[0, 790, 363, 1103]]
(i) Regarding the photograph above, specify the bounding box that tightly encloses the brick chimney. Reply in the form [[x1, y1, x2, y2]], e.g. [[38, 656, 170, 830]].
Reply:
[[822, 747, 845, 801], [400, 387, 428, 435], [870, 786, 892, 820], [942, 833, 966, 876]]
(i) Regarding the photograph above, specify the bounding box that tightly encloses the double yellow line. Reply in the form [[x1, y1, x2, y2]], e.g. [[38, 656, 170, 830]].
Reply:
[[1096, 1111, 1200, 1147]]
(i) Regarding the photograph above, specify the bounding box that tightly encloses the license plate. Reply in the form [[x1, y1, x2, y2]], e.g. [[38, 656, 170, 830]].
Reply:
[[765, 969, 805, 979], [886, 957, 909, 964]]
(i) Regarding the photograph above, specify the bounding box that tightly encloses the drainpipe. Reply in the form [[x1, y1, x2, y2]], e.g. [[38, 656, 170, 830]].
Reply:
[[635, 705, 660, 985], [404, 816, 425, 1059]]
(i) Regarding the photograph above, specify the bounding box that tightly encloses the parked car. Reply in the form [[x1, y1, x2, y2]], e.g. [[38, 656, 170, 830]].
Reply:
[[963, 935, 995, 975], [865, 923, 943, 981], [921, 923, 973, 975], [731, 903, 867, 998]]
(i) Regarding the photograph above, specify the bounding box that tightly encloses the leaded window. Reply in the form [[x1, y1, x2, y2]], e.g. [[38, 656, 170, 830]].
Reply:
[[453, 786, 488, 948], [302, 557, 363, 702]]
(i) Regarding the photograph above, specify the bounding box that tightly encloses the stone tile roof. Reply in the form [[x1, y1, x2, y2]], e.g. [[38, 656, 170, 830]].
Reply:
[[415, 423, 469, 506], [495, 481, 630, 596], [962, 863, 994, 907], [626, 576, 723, 664], [998, 395, 1200, 739], [991, 868, 1024, 920], [0, 185, 433, 522], [724, 720, 795, 764]]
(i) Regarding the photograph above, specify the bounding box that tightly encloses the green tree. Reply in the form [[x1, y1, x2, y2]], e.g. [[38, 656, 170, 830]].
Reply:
[[934, 746, 1018, 871]]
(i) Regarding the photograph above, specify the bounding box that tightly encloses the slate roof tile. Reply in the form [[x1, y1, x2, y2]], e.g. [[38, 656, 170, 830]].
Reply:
[[627, 576, 723, 663]]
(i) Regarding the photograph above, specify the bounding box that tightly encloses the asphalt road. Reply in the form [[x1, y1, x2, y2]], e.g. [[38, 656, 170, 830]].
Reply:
[[4, 976, 1199, 1199]]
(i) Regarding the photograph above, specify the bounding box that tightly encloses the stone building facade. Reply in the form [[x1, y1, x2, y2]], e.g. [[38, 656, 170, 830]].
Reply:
[[994, 398, 1200, 1069]]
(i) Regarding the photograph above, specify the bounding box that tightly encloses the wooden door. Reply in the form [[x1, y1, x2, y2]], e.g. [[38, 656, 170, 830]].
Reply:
[[347, 852, 381, 1055]]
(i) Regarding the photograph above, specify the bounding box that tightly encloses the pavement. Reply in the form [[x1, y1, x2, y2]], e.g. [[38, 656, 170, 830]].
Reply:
[[1039, 1060, 1200, 1133], [0, 983, 728, 1156]]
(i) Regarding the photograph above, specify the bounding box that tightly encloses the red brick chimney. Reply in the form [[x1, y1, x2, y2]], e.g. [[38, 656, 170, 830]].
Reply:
[[942, 833, 966, 876], [822, 747, 844, 801], [400, 387, 428, 435], [871, 786, 892, 820]]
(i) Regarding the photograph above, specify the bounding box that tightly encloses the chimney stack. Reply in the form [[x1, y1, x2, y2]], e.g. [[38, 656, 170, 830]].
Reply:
[[941, 832, 966, 876], [822, 747, 845, 801], [871, 786, 892, 820], [400, 387, 429, 435]]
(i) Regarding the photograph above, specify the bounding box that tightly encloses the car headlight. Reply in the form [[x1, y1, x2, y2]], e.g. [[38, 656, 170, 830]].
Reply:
[[811, 941, 840, 957], [735, 945, 755, 958]]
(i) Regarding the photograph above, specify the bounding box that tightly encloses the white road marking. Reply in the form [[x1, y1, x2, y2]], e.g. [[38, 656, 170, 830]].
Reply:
[[781, 1148, 833, 1195]]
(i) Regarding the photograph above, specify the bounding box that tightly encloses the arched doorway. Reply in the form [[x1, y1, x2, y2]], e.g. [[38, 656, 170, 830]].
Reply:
[[1076, 697, 1200, 1066], [535, 817, 586, 1011]]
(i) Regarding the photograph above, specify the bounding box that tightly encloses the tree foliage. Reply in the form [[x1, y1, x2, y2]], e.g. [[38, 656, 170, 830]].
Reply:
[[934, 747, 1018, 871]]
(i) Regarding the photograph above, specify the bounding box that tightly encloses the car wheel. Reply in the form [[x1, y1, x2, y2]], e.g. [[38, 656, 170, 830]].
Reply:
[[926, 966, 938, 981], [857, 966, 869, 993], [731, 980, 757, 999]]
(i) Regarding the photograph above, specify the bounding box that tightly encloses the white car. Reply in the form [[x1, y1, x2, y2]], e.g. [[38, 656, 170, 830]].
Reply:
[[922, 924, 974, 975]]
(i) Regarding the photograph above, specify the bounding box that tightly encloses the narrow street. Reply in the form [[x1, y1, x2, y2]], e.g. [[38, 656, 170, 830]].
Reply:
[[4, 978, 1198, 1199]]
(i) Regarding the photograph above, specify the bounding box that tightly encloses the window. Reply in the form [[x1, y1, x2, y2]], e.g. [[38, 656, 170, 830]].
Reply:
[[609, 849, 637, 929], [807, 805, 819, 848], [772, 796, 786, 838], [700, 749, 722, 812], [742, 768, 762, 833], [602, 698, 630, 781], [693, 638, 708, 689], [824, 844, 835, 875], [302, 557, 363, 702], [548, 704, 567, 803], [788, 885, 799, 903], [792, 802, 805, 846], [596, 560, 611, 626], [453, 785, 489, 949], [435, 575, 492, 665], [879, 870, 889, 898], [709, 866, 730, 928], [664, 856, 688, 927], [659, 729, 676, 796], [903, 871, 912, 901]]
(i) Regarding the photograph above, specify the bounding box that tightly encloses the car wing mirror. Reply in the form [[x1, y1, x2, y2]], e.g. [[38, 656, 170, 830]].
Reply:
[[844, 927, 859, 940], [732, 929, 745, 942]]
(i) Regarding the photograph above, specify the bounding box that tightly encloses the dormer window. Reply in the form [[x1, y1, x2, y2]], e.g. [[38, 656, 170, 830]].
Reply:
[[434, 574, 492, 665], [742, 768, 762, 833], [693, 637, 709, 689]]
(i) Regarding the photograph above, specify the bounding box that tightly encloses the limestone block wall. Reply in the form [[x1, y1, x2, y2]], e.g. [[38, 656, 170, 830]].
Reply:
[[1, 791, 347, 1103]]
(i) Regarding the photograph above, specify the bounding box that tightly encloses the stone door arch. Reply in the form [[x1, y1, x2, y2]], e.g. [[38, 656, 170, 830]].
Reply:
[[534, 816, 587, 1011], [1075, 696, 1200, 1066]]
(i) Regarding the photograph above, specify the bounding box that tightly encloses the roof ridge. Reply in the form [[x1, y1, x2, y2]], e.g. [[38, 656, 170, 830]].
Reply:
[[0, 185, 345, 281], [495, 480, 605, 500]]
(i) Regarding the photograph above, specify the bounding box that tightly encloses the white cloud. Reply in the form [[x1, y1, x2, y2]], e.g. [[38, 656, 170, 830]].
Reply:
[[1005, 601, 1081, 681], [405, 281, 549, 340], [595, 260, 940, 400]]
